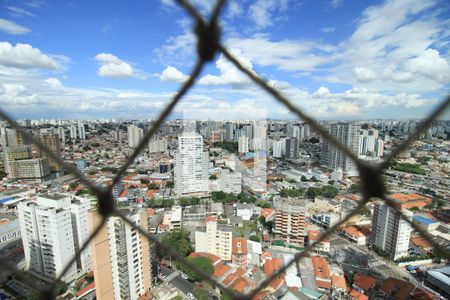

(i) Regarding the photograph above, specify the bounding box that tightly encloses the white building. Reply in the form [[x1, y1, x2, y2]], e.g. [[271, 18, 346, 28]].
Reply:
[[359, 129, 384, 158], [127, 125, 144, 148], [195, 216, 232, 261], [174, 133, 209, 196], [272, 140, 285, 158], [89, 209, 152, 300], [148, 138, 168, 153], [370, 202, 413, 261], [17, 193, 91, 282], [69, 125, 77, 140], [78, 122, 86, 140], [320, 123, 359, 175], [219, 169, 241, 194], [238, 136, 249, 153], [0, 218, 21, 248]]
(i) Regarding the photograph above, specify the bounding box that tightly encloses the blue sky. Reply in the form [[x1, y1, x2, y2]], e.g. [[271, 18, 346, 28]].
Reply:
[[0, 0, 449, 120]]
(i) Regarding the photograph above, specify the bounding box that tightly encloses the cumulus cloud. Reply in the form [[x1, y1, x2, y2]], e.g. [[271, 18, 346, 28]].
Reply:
[[405, 49, 450, 82], [353, 67, 377, 82], [95, 53, 135, 79], [313, 87, 330, 97], [0, 42, 60, 70], [0, 18, 31, 35], [160, 66, 188, 83], [198, 49, 253, 85]]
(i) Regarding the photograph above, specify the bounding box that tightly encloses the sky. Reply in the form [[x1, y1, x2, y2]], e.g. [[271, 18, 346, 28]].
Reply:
[[0, 0, 449, 120]]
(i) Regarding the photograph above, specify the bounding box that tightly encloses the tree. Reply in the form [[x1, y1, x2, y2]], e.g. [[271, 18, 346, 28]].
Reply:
[[321, 185, 339, 198], [249, 235, 260, 242], [141, 179, 150, 185], [301, 175, 308, 182], [165, 181, 174, 188], [178, 256, 214, 282], [193, 287, 209, 300], [148, 183, 159, 189], [311, 176, 319, 182], [209, 174, 217, 180], [68, 182, 79, 191], [257, 201, 271, 208], [103, 153, 110, 159], [258, 215, 266, 225], [161, 229, 192, 257]]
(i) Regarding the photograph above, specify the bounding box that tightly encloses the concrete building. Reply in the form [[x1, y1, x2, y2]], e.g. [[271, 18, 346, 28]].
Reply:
[[0, 218, 21, 248], [320, 123, 359, 175], [272, 139, 285, 158], [8, 158, 50, 181], [424, 266, 450, 299], [195, 216, 232, 261], [127, 125, 144, 148], [148, 138, 168, 153], [238, 136, 249, 153], [78, 122, 86, 140], [358, 128, 384, 158], [17, 193, 91, 282], [174, 133, 209, 197], [273, 198, 306, 247], [219, 169, 242, 194], [89, 209, 152, 300], [37, 133, 62, 173], [370, 201, 413, 261], [285, 138, 299, 159]]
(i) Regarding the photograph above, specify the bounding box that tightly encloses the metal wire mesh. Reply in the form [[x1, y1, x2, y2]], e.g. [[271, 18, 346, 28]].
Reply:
[[0, 0, 449, 299]]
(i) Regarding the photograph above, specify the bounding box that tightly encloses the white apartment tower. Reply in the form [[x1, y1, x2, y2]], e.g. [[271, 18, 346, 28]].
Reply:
[[370, 202, 413, 261], [89, 209, 152, 300], [17, 193, 91, 282], [320, 123, 359, 175], [195, 216, 232, 261], [238, 136, 249, 153], [127, 125, 144, 148], [78, 122, 86, 140], [174, 133, 209, 196]]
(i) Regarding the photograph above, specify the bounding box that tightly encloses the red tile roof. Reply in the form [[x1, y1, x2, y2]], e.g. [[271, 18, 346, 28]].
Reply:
[[312, 256, 330, 279], [264, 258, 282, 276], [213, 264, 231, 278], [349, 289, 369, 300], [380, 277, 415, 300], [232, 238, 248, 255], [230, 277, 249, 293], [206, 216, 217, 223], [331, 274, 347, 289], [353, 272, 376, 292], [261, 208, 274, 219], [75, 282, 95, 297]]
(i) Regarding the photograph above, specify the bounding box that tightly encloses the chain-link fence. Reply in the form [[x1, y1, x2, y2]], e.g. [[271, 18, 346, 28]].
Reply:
[[0, 0, 449, 299]]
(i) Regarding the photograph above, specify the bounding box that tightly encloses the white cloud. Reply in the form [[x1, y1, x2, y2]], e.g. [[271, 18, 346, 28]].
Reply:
[[227, 1, 242, 18], [7, 6, 36, 17], [44, 77, 62, 87], [405, 49, 450, 82], [95, 53, 134, 79], [330, 0, 343, 9], [353, 67, 377, 82], [320, 27, 335, 33], [0, 42, 60, 70], [198, 49, 253, 85], [248, 0, 289, 29], [313, 87, 330, 97], [0, 18, 31, 35], [160, 66, 188, 83]]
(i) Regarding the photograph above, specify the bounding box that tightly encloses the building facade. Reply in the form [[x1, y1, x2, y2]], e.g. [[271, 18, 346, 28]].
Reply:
[[89, 209, 152, 300], [273, 198, 306, 247], [195, 216, 232, 261]]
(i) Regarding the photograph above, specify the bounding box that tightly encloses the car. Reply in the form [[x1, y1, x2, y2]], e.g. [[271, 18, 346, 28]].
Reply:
[[187, 292, 196, 300], [181, 273, 189, 279], [159, 274, 167, 279]]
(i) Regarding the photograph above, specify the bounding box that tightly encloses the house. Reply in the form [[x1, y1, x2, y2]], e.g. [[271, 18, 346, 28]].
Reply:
[[232, 238, 248, 267], [311, 256, 331, 291], [352, 272, 376, 294]]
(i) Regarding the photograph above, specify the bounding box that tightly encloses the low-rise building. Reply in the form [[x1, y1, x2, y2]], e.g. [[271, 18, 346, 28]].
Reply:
[[0, 218, 21, 248]]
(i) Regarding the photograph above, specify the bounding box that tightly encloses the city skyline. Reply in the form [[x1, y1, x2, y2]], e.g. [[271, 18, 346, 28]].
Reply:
[[0, 0, 449, 120]]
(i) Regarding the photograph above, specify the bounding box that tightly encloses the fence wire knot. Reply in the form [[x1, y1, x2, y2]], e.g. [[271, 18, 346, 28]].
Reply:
[[195, 19, 221, 62], [358, 163, 386, 199], [97, 188, 116, 217]]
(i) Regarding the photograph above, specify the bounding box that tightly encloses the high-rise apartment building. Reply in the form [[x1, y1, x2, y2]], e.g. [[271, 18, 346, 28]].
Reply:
[[370, 200, 413, 261], [127, 125, 144, 148], [69, 125, 77, 140], [174, 133, 209, 196], [320, 123, 359, 175], [238, 136, 249, 153], [37, 133, 62, 172], [285, 138, 299, 159], [4, 145, 50, 181], [195, 216, 232, 261], [272, 139, 285, 158], [17, 194, 91, 282], [89, 209, 152, 300], [78, 122, 86, 140], [359, 128, 384, 158], [273, 198, 306, 247]]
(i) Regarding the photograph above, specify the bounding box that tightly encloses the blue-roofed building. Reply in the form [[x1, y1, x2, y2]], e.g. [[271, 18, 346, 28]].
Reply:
[[413, 214, 440, 231]]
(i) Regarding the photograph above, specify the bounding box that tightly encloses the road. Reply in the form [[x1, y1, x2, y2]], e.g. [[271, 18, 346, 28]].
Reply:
[[160, 266, 195, 296]]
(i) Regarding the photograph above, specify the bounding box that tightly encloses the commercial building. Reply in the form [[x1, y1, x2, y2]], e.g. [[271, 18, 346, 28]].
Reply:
[[89, 209, 152, 300], [148, 138, 168, 153], [17, 193, 91, 282], [320, 123, 359, 175], [8, 158, 50, 182], [424, 266, 450, 299], [195, 216, 232, 261], [174, 133, 209, 196], [219, 169, 242, 194], [370, 200, 413, 260], [273, 198, 306, 247], [0, 218, 21, 248]]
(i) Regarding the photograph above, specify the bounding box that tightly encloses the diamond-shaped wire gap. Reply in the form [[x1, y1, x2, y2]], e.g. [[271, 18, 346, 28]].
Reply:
[[380, 95, 450, 170], [381, 195, 450, 260], [246, 196, 372, 299], [0, 109, 101, 194], [217, 45, 362, 168], [113, 210, 246, 300], [107, 59, 205, 192]]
